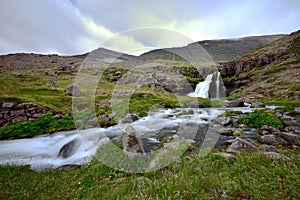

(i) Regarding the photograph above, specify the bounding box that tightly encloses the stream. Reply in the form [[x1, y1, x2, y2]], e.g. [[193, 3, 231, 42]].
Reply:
[[0, 106, 253, 171]]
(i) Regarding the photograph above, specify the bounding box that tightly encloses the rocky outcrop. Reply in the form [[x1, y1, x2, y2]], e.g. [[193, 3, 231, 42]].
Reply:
[[0, 102, 51, 127]]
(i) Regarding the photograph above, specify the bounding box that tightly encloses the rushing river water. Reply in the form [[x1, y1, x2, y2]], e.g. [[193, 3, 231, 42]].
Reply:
[[0, 106, 253, 171]]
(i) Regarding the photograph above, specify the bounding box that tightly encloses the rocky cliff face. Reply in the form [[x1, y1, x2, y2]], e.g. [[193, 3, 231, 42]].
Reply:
[[218, 30, 300, 101]]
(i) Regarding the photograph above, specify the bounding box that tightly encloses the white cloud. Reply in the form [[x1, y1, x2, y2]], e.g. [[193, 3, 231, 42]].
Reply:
[[0, 0, 299, 55]]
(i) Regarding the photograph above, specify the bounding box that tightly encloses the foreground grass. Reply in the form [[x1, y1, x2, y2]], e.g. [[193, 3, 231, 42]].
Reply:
[[0, 150, 299, 199]]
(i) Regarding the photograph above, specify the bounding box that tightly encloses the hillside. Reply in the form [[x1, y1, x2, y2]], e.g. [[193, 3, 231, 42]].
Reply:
[[219, 30, 300, 106], [138, 34, 285, 63]]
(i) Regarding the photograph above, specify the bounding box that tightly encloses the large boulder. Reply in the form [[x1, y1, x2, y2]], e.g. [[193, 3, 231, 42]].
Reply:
[[277, 132, 300, 146], [225, 99, 244, 107], [66, 84, 80, 97]]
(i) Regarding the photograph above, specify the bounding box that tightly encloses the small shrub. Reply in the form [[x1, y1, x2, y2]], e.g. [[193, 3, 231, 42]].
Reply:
[[238, 109, 284, 128]]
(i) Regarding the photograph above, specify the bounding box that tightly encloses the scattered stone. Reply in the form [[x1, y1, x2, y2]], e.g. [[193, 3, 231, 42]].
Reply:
[[32, 113, 43, 118], [115, 71, 122, 76], [213, 152, 236, 161], [227, 137, 258, 153], [263, 152, 291, 162], [277, 132, 300, 146], [57, 164, 81, 171], [258, 145, 279, 153], [101, 115, 110, 122], [258, 134, 282, 145], [233, 130, 244, 136], [217, 128, 235, 136], [54, 114, 63, 119], [66, 84, 80, 97], [225, 99, 244, 107], [45, 70, 56, 76], [239, 131, 260, 140], [46, 78, 58, 86], [12, 72, 22, 76], [259, 125, 280, 135], [87, 118, 98, 127], [213, 117, 232, 126], [283, 126, 300, 135]]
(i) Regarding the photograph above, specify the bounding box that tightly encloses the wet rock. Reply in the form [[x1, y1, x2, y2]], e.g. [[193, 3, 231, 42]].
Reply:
[[188, 101, 203, 108], [180, 109, 194, 115], [121, 114, 139, 123], [259, 125, 280, 135], [277, 132, 300, 146], [59, 139, 80, 158], [250, 101, 265, 108], [213, 152, 235, 161], [263, 152, 291, 162], [258, 145, 279, 153], [227, 137, 258, 153], [66, 84, 80, 97], [225, 99, 244, 107], [119, 125, 145, 153]]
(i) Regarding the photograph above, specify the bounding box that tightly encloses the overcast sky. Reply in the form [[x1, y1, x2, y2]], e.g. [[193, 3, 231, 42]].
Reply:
[[0, 0, 299, 55]]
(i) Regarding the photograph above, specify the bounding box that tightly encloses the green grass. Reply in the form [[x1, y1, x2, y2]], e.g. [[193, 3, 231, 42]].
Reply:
[[263, 65, 288, 75], [0, 150, 299, 199], [0, 69, 74, 110]]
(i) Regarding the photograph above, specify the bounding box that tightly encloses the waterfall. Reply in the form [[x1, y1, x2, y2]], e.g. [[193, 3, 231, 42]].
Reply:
[[189, 71, 223, 99], [190, 73, 213, 98], [216, 72, 221, 99]]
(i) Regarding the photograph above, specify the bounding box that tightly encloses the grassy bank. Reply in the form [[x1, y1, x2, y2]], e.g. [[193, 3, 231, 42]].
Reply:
[[0, 149, 299, 199]]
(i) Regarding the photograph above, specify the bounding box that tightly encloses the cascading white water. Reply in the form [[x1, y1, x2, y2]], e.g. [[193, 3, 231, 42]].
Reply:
[[216, 72, 221, 99], [190, 73, 214, 98], [0, 107, 229, 171]]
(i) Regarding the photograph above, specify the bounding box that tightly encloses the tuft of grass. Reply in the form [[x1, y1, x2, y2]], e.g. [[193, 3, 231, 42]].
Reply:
[[238, 109, 284, 128]]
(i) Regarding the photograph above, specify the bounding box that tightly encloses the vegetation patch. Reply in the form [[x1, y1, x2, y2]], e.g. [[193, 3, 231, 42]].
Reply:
[[226, 110, 243, 117], [238, 109, 284, 128], [0, 114, 75, 140], [263, 65, 288, 75], [0, 150, 299, 199]]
